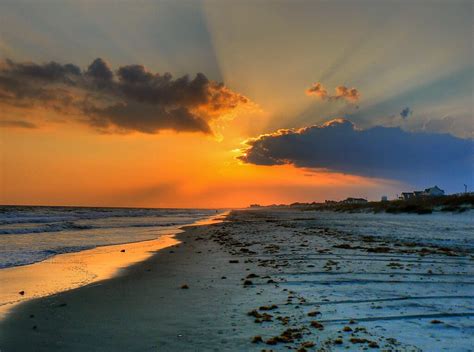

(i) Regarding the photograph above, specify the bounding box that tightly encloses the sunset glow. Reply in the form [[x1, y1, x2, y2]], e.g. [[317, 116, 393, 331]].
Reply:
[[1, 0, 472, 208]]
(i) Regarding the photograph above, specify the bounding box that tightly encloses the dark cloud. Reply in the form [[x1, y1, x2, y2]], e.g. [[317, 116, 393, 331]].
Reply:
[[400, 106, 412, 119], [0, 119, 37, 129], [3, 59, 81, 83], [239, 119, 473, 190], [85, 58, 114, 83], [306, 82, 360, 102], [87, 102, 211, 134], [0, 58, 249, 134], [117, 64, 154, 84]]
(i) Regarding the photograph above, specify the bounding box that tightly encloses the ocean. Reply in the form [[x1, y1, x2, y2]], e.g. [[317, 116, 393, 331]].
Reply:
[[0, 206, 218, 269]]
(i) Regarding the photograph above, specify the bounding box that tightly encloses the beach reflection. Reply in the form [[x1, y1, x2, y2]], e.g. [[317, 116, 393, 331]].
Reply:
[[0, 211, 229, 319]]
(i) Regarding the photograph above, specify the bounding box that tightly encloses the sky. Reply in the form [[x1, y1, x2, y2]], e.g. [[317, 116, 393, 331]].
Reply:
[[0, 0, 472, 208]]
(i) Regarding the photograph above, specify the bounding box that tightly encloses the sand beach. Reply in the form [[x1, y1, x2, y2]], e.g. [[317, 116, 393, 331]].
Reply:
[[1, 209, 472, 351]]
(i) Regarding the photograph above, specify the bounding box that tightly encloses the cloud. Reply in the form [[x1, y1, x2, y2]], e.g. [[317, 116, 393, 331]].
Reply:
[[86, 103, 212, 134], [416, 114, 473, 139], [0, 58, 250, 134], [238, 118, 473, 190], [0, 119, 37, 129], [305, 82, 327, 99], [85, 58, 114, 83], [306, 82, 360, 102], [400, 106, 412, 119], [2, 59, 81, 82], [334, 86, 360, 102]]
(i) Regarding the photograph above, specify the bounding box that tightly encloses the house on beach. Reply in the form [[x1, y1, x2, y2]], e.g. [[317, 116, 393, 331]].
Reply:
[[424, 186, 445, 197], [400, 185, 445, 200], [342, 197, 368, 204]]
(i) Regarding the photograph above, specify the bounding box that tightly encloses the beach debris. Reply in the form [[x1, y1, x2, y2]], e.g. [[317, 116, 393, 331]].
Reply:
[[310, 321, 324, 330], [221, 276, 227, 279], [350, 337, 370, 344], [307, 310, 320, 317], [276, 316, 290, 325], [387, 262, 404, 268], [246, 273, 259, 278], [180, 284, 189, 289], [243, 280, 253, 286], [120, 249, 125, 253], [265, 337, 278, 345], [354, 327, 367, 333], [333, 243, 354, 249], [386, 337, 399, 345], [431, 319, 443, 324], [251, 335, 263, 343], [259, 304, 278, 311], [229, 259, 239, 263], [248, 309, 261, 317], [368, 341, 380, 348], [205, 210, 468, 351], [248, 309, 273, 322], [19, 291, 25, 295], [301, 341, 315, 348], [265, 328, 303, 345]]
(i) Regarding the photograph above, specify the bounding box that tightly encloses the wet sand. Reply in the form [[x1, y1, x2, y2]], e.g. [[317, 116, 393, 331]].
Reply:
[[0, 214, 226, 319], [0, 209, 473, 351], [0, 234, 179, 319]]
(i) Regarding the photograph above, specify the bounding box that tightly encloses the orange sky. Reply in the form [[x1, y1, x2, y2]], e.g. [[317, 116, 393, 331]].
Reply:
[[1, 1, 470, 208], [0, 109, 404, 208]]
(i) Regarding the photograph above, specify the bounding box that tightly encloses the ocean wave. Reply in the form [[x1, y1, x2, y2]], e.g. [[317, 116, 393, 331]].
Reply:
[[0, 221, 194, 235], [0, 206, 215, 224], [0, 245, 94, 269], [0, 207, 221, 269], [0, 222, 94, 235]]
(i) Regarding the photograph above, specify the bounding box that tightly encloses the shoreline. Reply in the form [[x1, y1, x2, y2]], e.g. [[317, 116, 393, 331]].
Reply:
[[0, 212, 227, 319], [0, 209, 472, 351]]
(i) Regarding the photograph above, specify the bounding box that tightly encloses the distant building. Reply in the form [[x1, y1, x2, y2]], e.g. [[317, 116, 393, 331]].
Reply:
[[325, 200, 338, 205], [381, 196, 388, 202], [343, 197, 368, 204], [400, 186, 445, 200], [424, 185, 445, 197]]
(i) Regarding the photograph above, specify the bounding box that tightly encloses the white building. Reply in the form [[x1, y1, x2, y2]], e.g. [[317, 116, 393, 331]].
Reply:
[[400, 185, 445, 200], [424, 186, 445, 197]]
